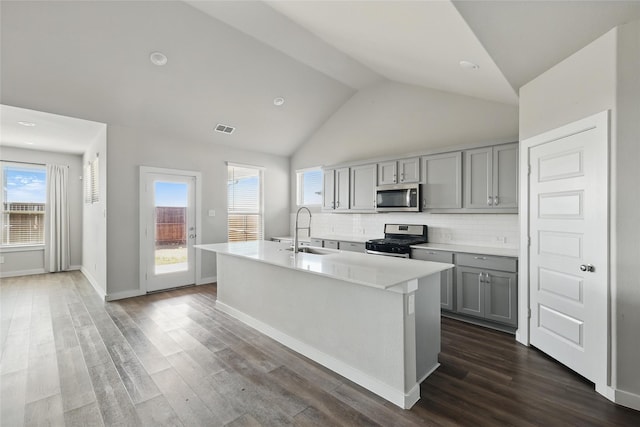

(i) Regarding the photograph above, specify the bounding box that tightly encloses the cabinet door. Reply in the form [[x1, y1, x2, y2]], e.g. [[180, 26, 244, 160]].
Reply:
[[411, 249, 454, 310], [335, 167, 350, 210], [422, 152, 462, 209], [324, 240, 339, 249], [464, 147, 492, 208], [493, 143, 518, 209], [484, 270, 518, 326], [322, 169, 335, 210], [456, 266, 485, 319], [350, 164, 376, 210], [340, 241, 365, 253], [377, 161, 397, 185], [399, 158, 420, 183]]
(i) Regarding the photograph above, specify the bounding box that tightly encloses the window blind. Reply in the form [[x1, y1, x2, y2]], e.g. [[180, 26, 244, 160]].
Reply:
[[85, 158, 99, 204], [1, 163, 46, 246], [297, 168, 322, 206], [227, 164, 263, 242]]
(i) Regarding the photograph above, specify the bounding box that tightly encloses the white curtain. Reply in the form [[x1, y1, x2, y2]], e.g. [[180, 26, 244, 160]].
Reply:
[[45, 164, 70, 272]]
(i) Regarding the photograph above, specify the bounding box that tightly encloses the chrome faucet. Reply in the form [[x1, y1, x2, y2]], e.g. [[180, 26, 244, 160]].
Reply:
[[293, 206, 312, 253]]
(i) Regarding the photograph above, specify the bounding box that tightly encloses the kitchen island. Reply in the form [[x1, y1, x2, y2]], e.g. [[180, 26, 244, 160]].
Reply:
[[196, 240, 453, 409]]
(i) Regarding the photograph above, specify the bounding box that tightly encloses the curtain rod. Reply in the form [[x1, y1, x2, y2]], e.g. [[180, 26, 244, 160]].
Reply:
[[2, 160, 69, 168]]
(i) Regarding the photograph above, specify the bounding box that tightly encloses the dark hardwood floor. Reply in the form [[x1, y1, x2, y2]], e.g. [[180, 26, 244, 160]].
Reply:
[[1, 272, 638, 426]]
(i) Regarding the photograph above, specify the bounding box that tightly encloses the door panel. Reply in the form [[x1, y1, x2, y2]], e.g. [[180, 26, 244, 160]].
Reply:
[[142, 171, 196, 292], [527, 112, 608, 387]]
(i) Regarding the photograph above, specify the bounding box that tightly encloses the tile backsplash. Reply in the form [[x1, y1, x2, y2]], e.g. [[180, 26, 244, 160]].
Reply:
[[290, 212, 519, 249]]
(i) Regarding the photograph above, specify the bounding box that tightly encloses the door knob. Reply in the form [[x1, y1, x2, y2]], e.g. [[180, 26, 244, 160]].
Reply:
[[580, 264, 595, 272]]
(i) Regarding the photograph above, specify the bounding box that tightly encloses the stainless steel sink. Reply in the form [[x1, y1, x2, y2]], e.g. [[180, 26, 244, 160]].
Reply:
[[283, 246, 335, 255]]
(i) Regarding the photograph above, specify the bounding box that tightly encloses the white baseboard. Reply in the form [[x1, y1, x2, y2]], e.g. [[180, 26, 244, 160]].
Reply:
[[197, 275, 216, 285], [216, 300, 420, 409], [69, 265, 81, 271], [105, 289, 145, 301], [80, 267, 106, 300], [0, 268, 45, 278], [603, 386, 640, 411]]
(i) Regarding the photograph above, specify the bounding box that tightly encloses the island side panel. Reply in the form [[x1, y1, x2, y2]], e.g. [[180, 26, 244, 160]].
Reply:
[[215, 252, 409, 400], [415, 274, 441, 381]]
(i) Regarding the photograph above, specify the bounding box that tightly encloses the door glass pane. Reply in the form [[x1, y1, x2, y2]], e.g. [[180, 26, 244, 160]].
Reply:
[[154, 181, 188, 275]]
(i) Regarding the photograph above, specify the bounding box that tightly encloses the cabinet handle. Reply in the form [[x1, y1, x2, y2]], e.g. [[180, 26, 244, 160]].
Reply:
[[484, 272, 490, 283], [473, 256, 488, 260], [487, 196, 493, 206], [336, 201, 340, 208], [494, 196, 499, 206]]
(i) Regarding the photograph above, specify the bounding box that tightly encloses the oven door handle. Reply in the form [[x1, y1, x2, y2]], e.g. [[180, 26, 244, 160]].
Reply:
[[365, 250, 410, 258]]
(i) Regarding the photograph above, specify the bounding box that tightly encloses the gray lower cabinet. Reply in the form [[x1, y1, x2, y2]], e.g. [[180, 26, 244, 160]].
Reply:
[[456, 254, 517, 327], [411, 249, 454, 311], [323, 239, 339, 250], [340, 241, 366, 253], [310, 238, 365, 252]]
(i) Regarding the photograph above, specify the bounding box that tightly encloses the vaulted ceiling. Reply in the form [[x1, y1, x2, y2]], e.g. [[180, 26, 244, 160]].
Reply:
[[1, 1, 639, 155]]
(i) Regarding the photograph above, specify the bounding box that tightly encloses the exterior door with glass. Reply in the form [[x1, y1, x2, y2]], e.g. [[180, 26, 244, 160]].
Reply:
[[141, 168, 197, 292]]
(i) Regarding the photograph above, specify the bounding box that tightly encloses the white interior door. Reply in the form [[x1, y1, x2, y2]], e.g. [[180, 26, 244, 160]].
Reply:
[[526, 111, 608, 389], [141, 170, 197, 292]]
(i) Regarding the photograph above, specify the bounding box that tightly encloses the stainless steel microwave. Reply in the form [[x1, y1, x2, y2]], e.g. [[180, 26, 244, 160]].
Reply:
[[375, 184, 421, 212]]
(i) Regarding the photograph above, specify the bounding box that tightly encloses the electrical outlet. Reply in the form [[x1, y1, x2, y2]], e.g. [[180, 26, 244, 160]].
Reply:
[[444, 233, 452, 241], [0, 256, 4, 264], [208, 209, 216, 217]]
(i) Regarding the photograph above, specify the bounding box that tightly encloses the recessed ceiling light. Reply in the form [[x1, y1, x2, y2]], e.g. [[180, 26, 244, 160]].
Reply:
[[150, 51, 168, 66], [23, 141, 34, 145], [459, 60, 479, 70], [18, 121, 36, 127], [273, 97, 285, 107]]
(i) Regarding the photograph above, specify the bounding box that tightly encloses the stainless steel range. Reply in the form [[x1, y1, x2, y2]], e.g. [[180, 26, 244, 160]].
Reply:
[[365, 224, 428, 258]]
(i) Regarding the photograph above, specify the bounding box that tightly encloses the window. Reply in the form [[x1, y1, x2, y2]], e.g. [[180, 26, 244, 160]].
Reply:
[[1, 162, 47, 246], [85, 156, 99, 204], [296, 167, 322, 206], [227, 163, 264, 242]]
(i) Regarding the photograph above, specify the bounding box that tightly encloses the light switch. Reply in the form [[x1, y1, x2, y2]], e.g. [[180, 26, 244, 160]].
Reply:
[[208, 210, 216, 217]]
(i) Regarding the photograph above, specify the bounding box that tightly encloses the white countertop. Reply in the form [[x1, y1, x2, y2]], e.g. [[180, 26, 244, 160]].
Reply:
[[410, 243, 518, 258], [196, 240, 453, 290]]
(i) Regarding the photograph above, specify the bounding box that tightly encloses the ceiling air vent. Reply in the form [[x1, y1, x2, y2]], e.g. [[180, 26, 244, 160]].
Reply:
[[215, 123, 235, 134]]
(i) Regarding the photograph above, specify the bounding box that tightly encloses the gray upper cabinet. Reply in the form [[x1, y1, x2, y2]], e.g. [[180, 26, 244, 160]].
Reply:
[[464, 143, 518, 210], [322, 168, 335, 210], [350, 164, 376, 211], [335, 167, 350, 211], [377, 157, 420, 185], [322, 167, 350, 211], [421, 152, 462, 209], [493, 144, 519, 208]]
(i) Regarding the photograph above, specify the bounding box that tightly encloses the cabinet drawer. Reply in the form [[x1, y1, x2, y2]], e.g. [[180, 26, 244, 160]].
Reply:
[[340, 241, 365, 253], [411, 249, 453, 263], [323, 240, 339, 249], [310, 238, 323, 247], [456, 253, 517, 272]]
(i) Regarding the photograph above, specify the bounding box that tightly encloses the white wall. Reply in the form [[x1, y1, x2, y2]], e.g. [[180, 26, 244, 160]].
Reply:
[[520, 22, 640, 404], [292, 81, 517, 166], [613, 20, 640, 403], [105, 124, 290, 298], [82, 126, 107, 297], [0, 147, 83, 276]]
